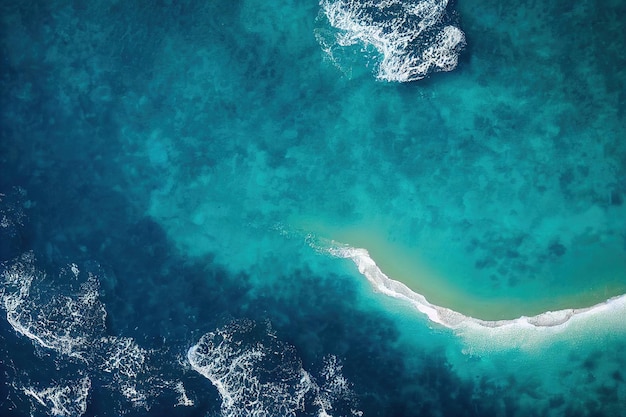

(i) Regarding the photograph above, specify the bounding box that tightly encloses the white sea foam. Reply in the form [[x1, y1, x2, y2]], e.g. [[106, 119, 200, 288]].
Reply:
[[0, 253, 162, 411], [188, 320, 360, 417], [314, 355, 355, 416], [0, 199, 200, 413], [317, 0, 465, 81], [318, 241, 626, 345], [97, 335, 153, 408], [0, 253, 107, 361], [23, 376, 91, 417], [0, 187, 27, 231], [174, 381, 195, 407], [99, 336, 147, 379]]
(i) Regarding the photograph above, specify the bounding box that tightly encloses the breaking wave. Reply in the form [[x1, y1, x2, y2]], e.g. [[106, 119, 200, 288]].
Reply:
[[188, 319, 360, 417], [316, 0, 465, 82], [313, 240, 626, 345]]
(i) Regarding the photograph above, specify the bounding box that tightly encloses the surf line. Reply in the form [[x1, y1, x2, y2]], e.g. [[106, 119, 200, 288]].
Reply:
[[318, 241, 626, 331]]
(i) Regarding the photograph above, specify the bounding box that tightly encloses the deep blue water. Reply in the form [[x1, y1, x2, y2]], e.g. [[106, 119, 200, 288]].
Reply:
[[2, 1, 626, 416]]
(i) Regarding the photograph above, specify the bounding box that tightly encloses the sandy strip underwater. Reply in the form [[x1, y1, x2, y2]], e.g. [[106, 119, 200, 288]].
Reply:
[[320, 238, 626, 333]]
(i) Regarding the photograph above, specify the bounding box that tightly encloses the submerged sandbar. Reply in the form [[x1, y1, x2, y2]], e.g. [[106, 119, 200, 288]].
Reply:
[[298, 219, 626, 321]]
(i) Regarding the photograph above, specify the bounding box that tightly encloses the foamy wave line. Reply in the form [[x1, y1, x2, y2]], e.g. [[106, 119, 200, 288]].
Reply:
[[321, 242, 626, 331]]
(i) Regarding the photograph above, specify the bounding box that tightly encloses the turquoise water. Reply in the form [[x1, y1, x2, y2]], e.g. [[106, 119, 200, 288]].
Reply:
[[1, 0, 626, 416]]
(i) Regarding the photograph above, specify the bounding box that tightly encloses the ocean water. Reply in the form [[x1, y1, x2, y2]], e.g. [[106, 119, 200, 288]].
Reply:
[[1, 0, 625, 416]]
